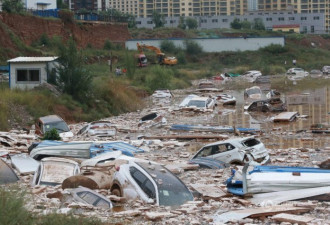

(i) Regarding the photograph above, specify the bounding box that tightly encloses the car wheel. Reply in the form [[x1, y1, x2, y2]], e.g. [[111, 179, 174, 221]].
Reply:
[[111, 184, 122, 197]]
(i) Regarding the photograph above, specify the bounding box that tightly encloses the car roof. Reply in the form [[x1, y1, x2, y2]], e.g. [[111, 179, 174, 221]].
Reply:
[[203, 136, 256, 147], [41, 157, 79, 165], [39, 115, 64, 123], [190, 97, 209, 101]]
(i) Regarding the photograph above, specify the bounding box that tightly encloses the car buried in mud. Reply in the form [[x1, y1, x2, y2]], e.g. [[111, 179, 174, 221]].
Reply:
[[35, 115, 73, 140], [191, 137, 270, 165], [110, 161, 193, 206]]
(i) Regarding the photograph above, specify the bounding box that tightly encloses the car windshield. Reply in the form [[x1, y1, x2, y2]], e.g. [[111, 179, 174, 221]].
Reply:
[[242, 138, 260, 147], [43, 121, 70, 133], [246, 88, 261, 95], [187, 100, 206, 108], [137, 162, 193, 206]]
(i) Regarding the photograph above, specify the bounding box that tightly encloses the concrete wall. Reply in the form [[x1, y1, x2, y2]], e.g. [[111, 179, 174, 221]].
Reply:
[[25, 0, 57, 10], [9, 61, 57, 90], [126, 37, 285, 53]]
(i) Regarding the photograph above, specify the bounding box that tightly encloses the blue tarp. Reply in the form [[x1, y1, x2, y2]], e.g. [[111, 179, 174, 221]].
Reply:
[[32, 9, 59, 18], [0, 65, 9, 71]]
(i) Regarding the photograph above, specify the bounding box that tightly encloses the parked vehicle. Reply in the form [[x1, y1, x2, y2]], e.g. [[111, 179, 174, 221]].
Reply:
[[242, 70, 262, 83], [179, 94, 199, 108], [216, 93, 236, 105], [244, 86, 262, 100], [0, 159, 19, 184], [198, 80, 215, 89], [110, 161, 193, 206], [32, 157, 80, 186], [182, 96, 216, 111], [227, 165, 330, 196], [151, 89, 172, 98], [77, 121, 117, 137], [286, 68, 309, 77], [191, 137, 270, 165], [34, 115, 73, 140], [69, 187, 113, 209], [322, 66, 330, 75]]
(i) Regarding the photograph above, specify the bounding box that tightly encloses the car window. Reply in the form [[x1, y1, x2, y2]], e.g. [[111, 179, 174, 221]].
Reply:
[[225, 143, 235, 150], [130, 167, 156, 199], [78, 125, 88, 135], [77, 191, 87, 198], [143, 179, 156, 200], [196, 147, 212, 157], [43, 121, 70, 133], [80, 192, 99, 205], [94, 198, 110, 208], [242, 138, 260, 147]]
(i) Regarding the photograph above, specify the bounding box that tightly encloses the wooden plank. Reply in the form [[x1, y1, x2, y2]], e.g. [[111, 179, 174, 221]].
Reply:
[[272, 213, 314, 225], [274, 111, 298, 122]]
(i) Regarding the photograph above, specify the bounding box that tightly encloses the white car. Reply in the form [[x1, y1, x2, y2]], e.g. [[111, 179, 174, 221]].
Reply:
[[244, 86, 262, 100], [110, 161, 193, 206], [77, 121, 117, 137], [32, 157, 80, 186], [152, 89, 172, 98], [183, 96, 216, 111], [191, 137, 270, 165], [322, 66, 330, 75], [286, 68, 309, 76], [242, 70, 262, 83]]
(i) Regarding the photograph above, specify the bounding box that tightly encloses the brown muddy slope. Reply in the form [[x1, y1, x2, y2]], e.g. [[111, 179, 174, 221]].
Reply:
[[0, 13, 131, 49]]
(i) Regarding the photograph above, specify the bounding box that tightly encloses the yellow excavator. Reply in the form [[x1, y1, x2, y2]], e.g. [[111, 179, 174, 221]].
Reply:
[[137, 43, 177, 66]]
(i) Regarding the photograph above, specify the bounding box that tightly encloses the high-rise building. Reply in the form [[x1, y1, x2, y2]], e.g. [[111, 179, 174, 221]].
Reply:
[[248, 0, 258, 11]]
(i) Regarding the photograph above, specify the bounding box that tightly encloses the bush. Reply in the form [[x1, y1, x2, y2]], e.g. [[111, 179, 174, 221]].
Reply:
[[261, 44, 288, 54], [43, 128, 61, 140], [146, 66, 173, 91], [103, 39, 112, 50], [160, 40, 177, 54], [184, 40, 203, 55], [59, 10, 74, 23], [177, 51, 186, 64], [2, 0, 24, 13]]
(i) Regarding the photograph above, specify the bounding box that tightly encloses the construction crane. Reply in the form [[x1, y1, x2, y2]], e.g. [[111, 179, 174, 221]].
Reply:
[[136, 43, 177, 66]]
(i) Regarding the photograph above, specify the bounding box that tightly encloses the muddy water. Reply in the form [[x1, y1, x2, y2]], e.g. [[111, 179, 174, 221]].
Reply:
[[160, 78, 330, 150]]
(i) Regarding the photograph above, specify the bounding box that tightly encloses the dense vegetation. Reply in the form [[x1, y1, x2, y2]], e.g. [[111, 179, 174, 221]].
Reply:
[[1, 15, 330, 130]]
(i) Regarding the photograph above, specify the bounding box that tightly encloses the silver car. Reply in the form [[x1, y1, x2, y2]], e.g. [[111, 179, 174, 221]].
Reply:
[[192, 137, 270, 165]]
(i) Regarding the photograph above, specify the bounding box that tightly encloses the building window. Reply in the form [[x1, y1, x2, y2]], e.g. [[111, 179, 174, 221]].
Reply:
[[278, 17, 284, 21], [212, 19, 218, 23], [313, 16, 320, 20], [147, 21, 153, 24], [311, 25, 314, 33], [266, 17, 272, 21], [222, 19, 228, 22], [136, 21, 141, 24], [16, 69, 40, 82], [289, 17, 295, 20], [301, 17, 307, 20]]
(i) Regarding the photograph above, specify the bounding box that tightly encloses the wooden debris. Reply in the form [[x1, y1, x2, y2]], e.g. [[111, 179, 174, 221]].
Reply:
[[272, 213, 314, 224], [145, 212, 174, 221], [191, 183, 227, 200]]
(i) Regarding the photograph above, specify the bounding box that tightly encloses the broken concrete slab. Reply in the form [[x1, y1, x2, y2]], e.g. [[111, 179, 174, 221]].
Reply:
[[271, 213, 314, 224], [190, 183, 227, 200], [11, 154, 39, 175]]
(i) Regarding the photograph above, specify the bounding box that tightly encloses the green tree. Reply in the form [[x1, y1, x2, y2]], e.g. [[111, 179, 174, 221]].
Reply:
[[126, 13, 137, 28], [152, 11, 165, 28], [186, 17, 198, 29], [230, 18, 242, 29], [57, 0, 68, 9], [241, 20, 252, 30], [56, 38, 92, 102], [42, 128, 61, 140], [147, 66, 173, 91], [160, 40, 177, 54], [2, 0, 24, 13], [253, 18, 265, 30], [178, 17, 186, 30], [103, 39, 113, 50], [124, 50, 136, 79]]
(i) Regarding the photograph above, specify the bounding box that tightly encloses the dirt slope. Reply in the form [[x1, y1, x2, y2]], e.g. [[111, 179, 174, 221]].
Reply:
[[0, 13, 131, 50]]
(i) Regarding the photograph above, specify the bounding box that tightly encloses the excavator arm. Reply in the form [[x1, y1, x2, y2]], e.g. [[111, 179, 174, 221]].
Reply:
[[137, 43, 163, 55], [136, 42, 177, 65]]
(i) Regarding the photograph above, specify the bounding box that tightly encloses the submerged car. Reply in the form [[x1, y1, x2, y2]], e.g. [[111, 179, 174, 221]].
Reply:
[[322, 66, 330, 75], [151, 89, 173, 98], [286, 68, 309, 76], [242, 70, 262, 83], [32, 157, 80, 186], [69, 187, 113, 209], [110, 161, 193, 206], [35, 115, 73, 140], [77, 121, 117, 137], [244, 98, 286, 112], [191, 137, 270, 165], [244, 86, 262, 100], [182, 96, 216, 111]]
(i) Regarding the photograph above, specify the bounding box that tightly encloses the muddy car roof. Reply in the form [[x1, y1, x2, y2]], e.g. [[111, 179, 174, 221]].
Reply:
[[39, 115, 64, 123], [203, 136, 256, 147]]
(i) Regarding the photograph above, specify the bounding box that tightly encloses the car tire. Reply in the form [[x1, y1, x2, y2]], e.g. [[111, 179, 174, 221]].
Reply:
[[111, 184, 122, 197]]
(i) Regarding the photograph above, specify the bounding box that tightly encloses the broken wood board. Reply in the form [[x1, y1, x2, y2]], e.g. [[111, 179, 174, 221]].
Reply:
[[191, 183, 227, 200], [274, 111, 298, 122], [272, 213, 314, 225], [249, 186, 330, 206], [140, 135, 228, 140], [213, 205, 311, 224], [11, 154, 39, 175]]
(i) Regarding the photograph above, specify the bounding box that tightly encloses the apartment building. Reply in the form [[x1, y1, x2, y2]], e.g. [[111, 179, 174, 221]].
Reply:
[[64, 0, 109, 11], [258, 0, 330, 31]]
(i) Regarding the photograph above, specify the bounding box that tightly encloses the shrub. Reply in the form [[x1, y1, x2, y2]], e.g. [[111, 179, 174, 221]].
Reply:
[[59, 10, 74, 23], [103, 39, 112, 50], [43, 128, 61, 140], [184, 40, 203, 55], [2, 0, 24, 13], [160, 40, 177, 54], [261, 44, 288, 54], [146, 66, 173, 91], [186, 18, 198, 29], [177, 51, 186, 64]]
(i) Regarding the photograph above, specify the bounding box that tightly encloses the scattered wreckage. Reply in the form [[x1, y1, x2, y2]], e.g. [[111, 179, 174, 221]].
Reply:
[[180, 96, 216, 112], [170, 124, 259, 134], [138, 112, 167, 128], [244, 86, 262, 100], [191, 137, 270, 165], [77, 121, 117, 137], [311, 123, 330, 134], [216, 93, 236, 106], [244, 98, 286, 112], [273, 111, 299, 122], [242, 70, 262, 83], [151, 89, 173, 98]]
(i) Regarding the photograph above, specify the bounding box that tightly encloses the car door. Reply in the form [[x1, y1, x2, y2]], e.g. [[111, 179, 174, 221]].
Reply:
[[211, 143, 239, 163], [130, 166, 156, 202]]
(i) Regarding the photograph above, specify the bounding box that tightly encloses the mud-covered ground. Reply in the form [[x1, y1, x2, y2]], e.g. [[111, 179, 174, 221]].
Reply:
[[1, 76, 330, 224]]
